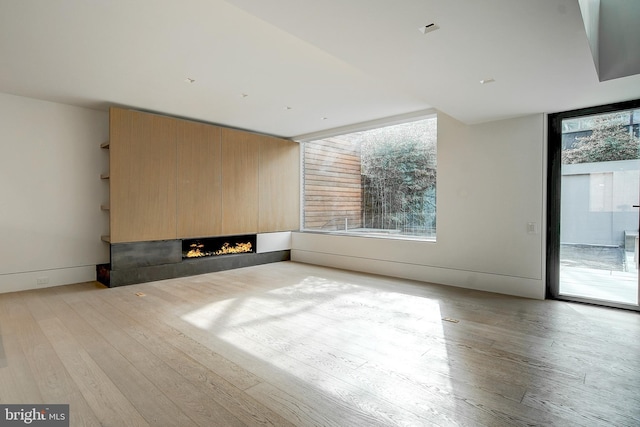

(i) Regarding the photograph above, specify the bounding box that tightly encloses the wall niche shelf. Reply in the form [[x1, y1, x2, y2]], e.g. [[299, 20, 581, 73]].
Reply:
[[101, 139, 111, 244]]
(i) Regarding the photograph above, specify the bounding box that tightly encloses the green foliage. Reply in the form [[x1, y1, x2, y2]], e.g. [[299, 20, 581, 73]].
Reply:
[[562, 114, 639, 164], [348, 118, 437, 234]]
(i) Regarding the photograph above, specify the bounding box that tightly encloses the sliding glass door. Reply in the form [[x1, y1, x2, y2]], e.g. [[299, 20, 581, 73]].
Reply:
[[548, 100, 640, 310]]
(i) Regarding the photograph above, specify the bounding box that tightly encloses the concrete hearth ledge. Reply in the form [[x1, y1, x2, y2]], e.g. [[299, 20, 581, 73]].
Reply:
[[97, 250, 290, 287]]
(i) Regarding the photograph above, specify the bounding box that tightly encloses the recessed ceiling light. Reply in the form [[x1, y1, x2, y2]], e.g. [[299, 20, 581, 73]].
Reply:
[[184, 77, 195, 83], [480, 78, 496, 84], [419, 23, 439, 34]]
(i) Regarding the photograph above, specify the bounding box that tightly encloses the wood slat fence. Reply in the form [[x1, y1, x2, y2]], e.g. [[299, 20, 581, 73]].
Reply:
[[303, 137, 362, 230]]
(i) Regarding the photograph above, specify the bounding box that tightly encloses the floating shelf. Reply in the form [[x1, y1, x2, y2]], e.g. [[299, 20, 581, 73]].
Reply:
[[100, 204, 110, 211], [100, 141, 110, 149], [100, 173, 109, 179], [101, 235, 111, 243]]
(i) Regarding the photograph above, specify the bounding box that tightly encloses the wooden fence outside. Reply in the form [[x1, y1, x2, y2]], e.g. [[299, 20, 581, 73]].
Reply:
[[303, 137, 363, 230]]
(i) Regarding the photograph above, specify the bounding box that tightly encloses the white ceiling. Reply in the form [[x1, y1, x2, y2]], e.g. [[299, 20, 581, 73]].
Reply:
[[0, 0, 639, 138]]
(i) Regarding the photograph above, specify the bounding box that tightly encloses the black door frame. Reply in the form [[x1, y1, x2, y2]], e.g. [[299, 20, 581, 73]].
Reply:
[[547, 98, 640, 310]]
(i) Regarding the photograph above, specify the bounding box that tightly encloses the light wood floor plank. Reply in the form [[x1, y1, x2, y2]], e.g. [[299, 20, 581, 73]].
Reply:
[[104, 281, 394, 426], [58, 290, 247, 427], [522, 381, 640, 426], [169, 272, 560, 413], [245, 381, 349, 427], [44, 288, 201, 427], [37, 317, 150, 427], [1, 261, 639, 426], [81, 295, 294, 427], [188, 279, 573, 426], [125, 280, 557, 426], [112, 288, 399, 426], [0, 332, 44, 404], [95, 286, 266, 391], [108, 297, 263, 390], [12, 292, 102, 426], [0, 294, 45, 404]]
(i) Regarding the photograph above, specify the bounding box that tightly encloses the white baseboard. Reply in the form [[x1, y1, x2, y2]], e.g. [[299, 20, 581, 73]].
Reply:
[[0, 265, 97, 294], [291, 250, 545, 300]]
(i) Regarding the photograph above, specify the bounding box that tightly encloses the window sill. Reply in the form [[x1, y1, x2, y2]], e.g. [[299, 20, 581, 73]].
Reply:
[[298, 229, 436, 243]]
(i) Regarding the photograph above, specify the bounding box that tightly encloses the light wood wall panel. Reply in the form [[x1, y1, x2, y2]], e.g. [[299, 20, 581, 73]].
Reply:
[[110, 108, 177, 243], [221, 128, 259, 235], [259, 136, 300, 232], [109, 108, 301, 243], [177, 121, 222, 238]]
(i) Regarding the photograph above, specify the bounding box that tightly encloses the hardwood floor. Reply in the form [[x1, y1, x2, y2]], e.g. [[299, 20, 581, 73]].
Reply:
[[1, 261, 639, 426]]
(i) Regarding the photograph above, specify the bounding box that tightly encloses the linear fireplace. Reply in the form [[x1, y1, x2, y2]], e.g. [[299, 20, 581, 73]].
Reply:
[[97, 233, 289, 287], [182, 234, 256, 259]]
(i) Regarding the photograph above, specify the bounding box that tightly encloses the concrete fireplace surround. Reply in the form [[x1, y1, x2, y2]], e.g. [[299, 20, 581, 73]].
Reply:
[[97, 232, 291, 287]]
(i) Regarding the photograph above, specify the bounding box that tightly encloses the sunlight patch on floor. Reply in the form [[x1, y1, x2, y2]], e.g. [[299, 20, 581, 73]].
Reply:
[[181, 274, 454, 419]]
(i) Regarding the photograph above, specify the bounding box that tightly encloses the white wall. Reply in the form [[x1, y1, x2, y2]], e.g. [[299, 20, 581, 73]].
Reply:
[[257, 231, 292, 253], [0, 92, 109, 293], [292, 112, 547, 299]]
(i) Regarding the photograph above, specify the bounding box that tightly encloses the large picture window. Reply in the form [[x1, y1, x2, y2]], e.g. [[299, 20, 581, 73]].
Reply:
[[302, 116, 437, 240]]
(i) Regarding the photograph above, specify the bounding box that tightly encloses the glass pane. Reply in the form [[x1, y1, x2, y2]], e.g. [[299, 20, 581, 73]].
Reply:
[[303, 117, 437, 239], [559, 109, 640, 305]]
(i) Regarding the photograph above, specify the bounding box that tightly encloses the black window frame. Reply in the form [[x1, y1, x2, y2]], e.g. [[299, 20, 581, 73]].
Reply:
[[547, 97, 640, 309]]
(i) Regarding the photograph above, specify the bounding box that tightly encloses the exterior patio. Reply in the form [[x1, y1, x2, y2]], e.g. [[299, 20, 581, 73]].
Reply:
[[560, 245, 638, 305]]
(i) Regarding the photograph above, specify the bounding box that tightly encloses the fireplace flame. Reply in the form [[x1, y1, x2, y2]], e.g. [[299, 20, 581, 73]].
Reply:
[[185, 241, 253, 258], [186, 242, 207, 258], [215, 241, 252, 255]]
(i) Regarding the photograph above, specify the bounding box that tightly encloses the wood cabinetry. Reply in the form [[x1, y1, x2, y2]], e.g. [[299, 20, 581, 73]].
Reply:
[[105, 108, 299, 244], [221, 128, 260, 235], [177, 121, 222, 238], [259, 135, 300, 232], [110, 108, 177, 243]]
